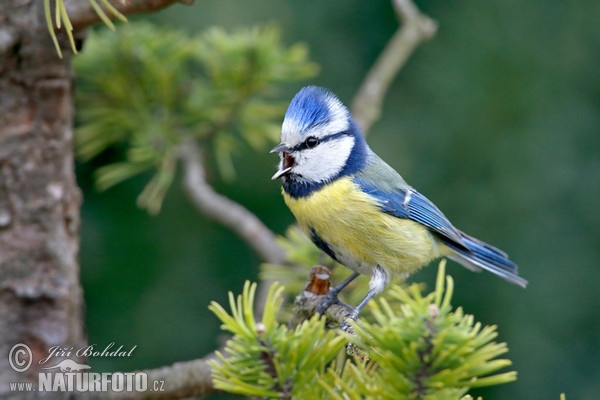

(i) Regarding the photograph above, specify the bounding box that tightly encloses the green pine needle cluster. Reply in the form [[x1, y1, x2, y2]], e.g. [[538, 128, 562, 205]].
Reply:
[[44, 0, 127, 58], [331, 262, 516, 399], [209, 282, 346, 398], [209, 262, 516, 399], [73, 22, 318, 213]]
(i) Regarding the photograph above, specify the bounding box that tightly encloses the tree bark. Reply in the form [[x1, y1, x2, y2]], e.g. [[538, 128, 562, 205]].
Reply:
[[0, 1, 193, 397], [0, 0, 85, 394]]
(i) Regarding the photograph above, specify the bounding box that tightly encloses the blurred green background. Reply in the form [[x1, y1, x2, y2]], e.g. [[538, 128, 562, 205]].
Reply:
[[76, 0, 600, 399]]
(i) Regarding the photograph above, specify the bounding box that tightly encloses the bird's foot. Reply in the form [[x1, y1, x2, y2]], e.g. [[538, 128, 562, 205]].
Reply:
[[339, 310, 369, 361], [339, 308, 359, 332], [316, 289, 342, 315]]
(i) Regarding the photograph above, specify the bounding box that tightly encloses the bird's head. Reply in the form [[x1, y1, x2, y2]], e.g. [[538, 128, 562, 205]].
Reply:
[[271, 86, 368, 184]]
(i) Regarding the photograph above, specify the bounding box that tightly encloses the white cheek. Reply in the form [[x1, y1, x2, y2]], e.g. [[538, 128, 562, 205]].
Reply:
[[293, 136, 355, 182]]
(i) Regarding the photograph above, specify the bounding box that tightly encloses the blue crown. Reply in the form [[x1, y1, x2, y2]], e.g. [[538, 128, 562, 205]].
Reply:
[[284, 86, 345, 134]]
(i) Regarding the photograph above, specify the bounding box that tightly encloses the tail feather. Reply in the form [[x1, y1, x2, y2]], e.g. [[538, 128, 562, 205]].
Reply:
[[443, 231, 528, 288]]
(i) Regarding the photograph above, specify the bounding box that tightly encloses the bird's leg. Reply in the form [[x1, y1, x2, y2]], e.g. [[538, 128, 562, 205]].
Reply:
[[316, 272, 360, 315], [330, 271, 361, 296], [340, 288, 378, 331], [340, 266, 388, 331]]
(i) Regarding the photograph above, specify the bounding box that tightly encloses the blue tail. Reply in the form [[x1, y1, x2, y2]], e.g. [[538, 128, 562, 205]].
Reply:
[[443, 231, 528, 288]]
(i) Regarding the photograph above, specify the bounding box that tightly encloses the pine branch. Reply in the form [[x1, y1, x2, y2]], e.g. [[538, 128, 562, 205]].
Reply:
[[414, 303, 439, 397], [82, 354, 219, 399], [351, 0, 437, 134], [65, 0, 194, 30], [180, 140, 285, 265], [288, 265, 353, 330]]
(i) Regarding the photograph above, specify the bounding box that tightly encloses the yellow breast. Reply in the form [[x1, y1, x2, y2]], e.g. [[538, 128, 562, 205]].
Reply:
[[283, 177, 442, 277]]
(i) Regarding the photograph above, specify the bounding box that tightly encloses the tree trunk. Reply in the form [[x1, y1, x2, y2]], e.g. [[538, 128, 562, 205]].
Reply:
[[0, 0, 85, 393]]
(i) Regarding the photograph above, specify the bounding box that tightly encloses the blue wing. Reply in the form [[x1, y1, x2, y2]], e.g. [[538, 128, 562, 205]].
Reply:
[[353, 173, 527, 287], [354, 177, 468, 249]]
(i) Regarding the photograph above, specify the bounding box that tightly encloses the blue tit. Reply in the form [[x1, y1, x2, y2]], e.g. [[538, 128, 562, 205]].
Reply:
[[271, 86, 527, 319]]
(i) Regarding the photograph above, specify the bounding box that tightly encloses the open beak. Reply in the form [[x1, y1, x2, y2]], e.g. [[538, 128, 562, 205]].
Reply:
[[271, 143, 294, 180], [270, 143, 291, 154]]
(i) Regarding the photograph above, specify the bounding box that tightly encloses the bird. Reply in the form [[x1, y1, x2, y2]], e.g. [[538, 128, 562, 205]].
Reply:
[[271, 86, 527, 321]]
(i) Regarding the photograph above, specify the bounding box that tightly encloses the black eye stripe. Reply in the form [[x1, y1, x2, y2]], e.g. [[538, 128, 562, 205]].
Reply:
[[291, 132, 349, 152]]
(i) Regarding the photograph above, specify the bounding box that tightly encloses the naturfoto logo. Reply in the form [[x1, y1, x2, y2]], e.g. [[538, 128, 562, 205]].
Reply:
[[8, 343, 164, 394]]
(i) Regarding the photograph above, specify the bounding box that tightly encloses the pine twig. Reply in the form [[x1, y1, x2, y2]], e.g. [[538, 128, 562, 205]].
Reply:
[[180, 140, 285, 317], [351, 0, 437, 134], [289, 265, 353, 329], [83, 353, 219, 399], [180, 140, 285, 265]]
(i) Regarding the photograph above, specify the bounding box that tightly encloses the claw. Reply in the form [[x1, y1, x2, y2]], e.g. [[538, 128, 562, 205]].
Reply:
[[339, 316, 356, 332]]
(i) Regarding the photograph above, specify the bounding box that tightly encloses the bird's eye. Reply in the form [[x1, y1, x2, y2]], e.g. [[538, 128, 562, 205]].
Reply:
[[305, 136, 319, 148]]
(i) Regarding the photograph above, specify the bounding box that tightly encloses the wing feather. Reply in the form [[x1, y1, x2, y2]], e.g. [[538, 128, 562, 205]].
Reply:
[[354, 177, 467, 249]]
